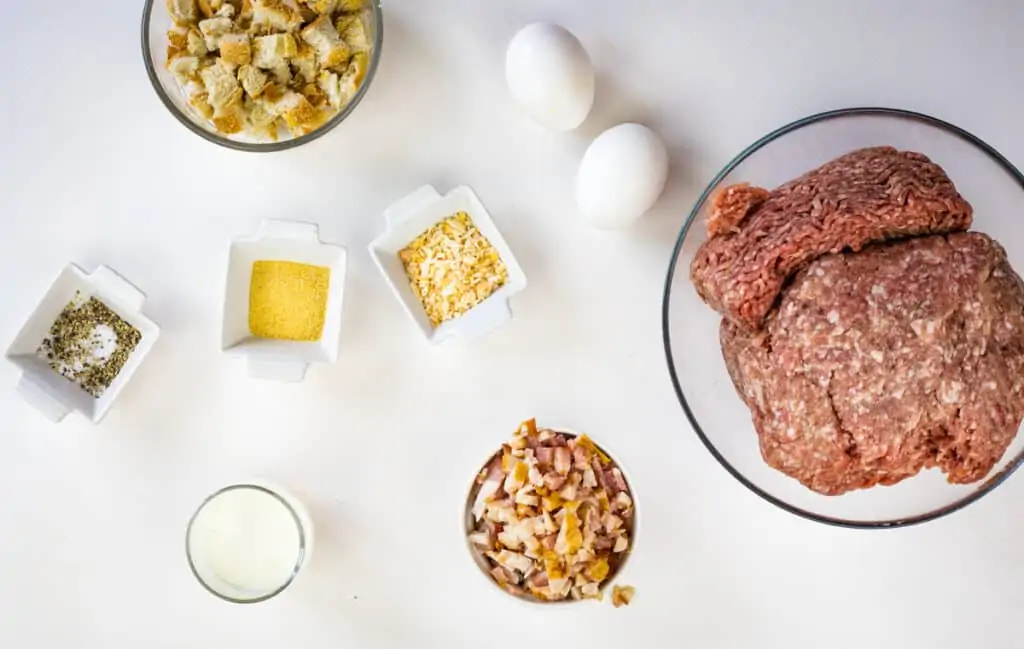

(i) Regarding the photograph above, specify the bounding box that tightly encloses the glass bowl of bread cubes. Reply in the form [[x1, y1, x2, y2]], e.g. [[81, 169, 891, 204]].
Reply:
[[143, 0, 381, 151]]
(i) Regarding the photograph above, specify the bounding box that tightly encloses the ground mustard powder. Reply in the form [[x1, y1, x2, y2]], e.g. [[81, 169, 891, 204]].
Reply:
[[248, 261, 330, 341]]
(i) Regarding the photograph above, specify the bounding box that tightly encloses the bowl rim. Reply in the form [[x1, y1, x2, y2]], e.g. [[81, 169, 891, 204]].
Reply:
[[462, 426, 638, 604], [140, 0, 384, 152], [661, 106, 1024, 529]]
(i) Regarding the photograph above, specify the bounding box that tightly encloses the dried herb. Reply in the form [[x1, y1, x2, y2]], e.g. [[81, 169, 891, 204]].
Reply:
[[37, 293, 142, 398]]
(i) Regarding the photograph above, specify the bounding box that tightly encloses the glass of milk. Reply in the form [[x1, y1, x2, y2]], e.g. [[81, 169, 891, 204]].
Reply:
[[186, 482, 314, 603]]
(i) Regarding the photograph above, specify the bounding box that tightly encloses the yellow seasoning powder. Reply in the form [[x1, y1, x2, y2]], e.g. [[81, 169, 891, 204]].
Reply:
[[248, 261, 330, 342]]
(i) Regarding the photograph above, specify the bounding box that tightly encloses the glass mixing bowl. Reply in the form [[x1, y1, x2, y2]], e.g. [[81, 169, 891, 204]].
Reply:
[[141, 0, 383, 152], [663, 107, 1024, 528]]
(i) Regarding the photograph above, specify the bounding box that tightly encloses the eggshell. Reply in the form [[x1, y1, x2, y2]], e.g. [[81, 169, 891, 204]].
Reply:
[[506, 23, 595, 131], [576, 124, 669, 229]]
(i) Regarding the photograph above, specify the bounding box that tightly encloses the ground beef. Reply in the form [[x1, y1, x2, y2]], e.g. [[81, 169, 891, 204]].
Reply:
[[720, 233, 1024, 495], [691, 146, 974, 331]]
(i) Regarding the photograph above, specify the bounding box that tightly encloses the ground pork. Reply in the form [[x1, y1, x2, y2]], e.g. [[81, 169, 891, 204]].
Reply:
[[691, 146, 973, 331], [720, 233, 1024, 495]]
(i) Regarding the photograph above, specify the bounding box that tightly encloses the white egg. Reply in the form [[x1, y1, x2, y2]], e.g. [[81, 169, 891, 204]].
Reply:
[[506, 23, 595, 131], [576, 123, 669, 229]]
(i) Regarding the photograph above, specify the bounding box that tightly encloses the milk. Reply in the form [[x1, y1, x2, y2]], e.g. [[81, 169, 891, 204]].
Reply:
[[187, 484, 312, 602]]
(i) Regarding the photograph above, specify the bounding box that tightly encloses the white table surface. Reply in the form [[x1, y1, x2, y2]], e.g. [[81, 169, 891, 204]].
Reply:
[[2, 1, 1023, 647]]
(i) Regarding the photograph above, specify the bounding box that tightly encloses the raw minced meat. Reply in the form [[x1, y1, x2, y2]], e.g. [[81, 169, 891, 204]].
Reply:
[[691, 146, 973, 331], [720, 233, 1024, 495]]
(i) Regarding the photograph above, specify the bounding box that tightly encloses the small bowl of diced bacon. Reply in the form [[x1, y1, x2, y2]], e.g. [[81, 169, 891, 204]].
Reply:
[[464, 419, 637, 606]]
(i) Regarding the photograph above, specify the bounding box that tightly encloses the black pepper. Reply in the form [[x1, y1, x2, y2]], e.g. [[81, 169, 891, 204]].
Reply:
[[37, 292, 142, 398]]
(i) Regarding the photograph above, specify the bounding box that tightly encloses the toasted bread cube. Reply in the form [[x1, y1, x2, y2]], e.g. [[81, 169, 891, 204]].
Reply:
[[261, 83, 286, 104], [199, 16, 235, 50], [297, 4, 317, 22], [269, 62, 292, 85], [186, 27, 209, 56], [251, 0, 303, 32], [247, 97, 278, 127], [317, 70, 342, 109], [245, 101, 280, 141], [212, 109, 244, 134], [183, 81, 215, 119], [216, 1, 236, 18], [168, 55, 202, 83], [338, 50, 368, 99], [219, 33, 251, 65], [290, 41, 318, 83], [302, 0, 338, 14], [167, 27, 189, 61], [301, 15, 350, 69], [200, 59, 244, 110], [337, 0, 363, 10], [168, 27, 189, 52], [167, 0, 196, 24], [237, 63, 269, 98], [335, 12, 370, 52], [252, 33, 297, 69], [299, 82, 327, 108], [197, 0, 214, 17], [263, 90, 321, 135], [237, 0, 253, 24]]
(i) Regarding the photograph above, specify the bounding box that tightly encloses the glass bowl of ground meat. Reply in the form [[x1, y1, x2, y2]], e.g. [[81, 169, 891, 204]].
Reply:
[[142, 0, 383, 151], [664, 107, 1024, 528]]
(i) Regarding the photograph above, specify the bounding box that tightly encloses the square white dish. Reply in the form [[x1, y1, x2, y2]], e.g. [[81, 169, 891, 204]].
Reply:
[[368, 185, 527, 345], [4, 264, 161, 424], [222, 219, 347, 382]]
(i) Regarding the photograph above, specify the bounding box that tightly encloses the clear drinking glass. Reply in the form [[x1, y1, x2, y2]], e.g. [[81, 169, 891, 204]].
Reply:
[[663, 107, 1024, 528], [186, 482, 314, 603]]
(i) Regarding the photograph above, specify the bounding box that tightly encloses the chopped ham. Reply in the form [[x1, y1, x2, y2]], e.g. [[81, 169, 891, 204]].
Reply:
[[604, 513, 623, 534], [528, 571, 550, 589], [543, 472, 567, 491], [573, 445, 589, 469], [554, 447, 572, 475], [614, 492, 633, 511], [528, 464, 544, 487], [607, 468, 628, 494], [595, 536, 615, 551], [592, 456, 610, 490], [472, 476, 502, 520], [535, 446, 554, 467], [470, 420, 634, 603]]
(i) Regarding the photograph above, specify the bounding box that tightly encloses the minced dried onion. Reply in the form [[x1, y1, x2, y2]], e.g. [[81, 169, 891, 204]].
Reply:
[[398, 211, 508, 327]]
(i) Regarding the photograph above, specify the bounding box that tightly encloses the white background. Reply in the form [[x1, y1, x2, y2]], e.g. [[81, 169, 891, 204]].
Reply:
[[1, 1, 1022, 647]]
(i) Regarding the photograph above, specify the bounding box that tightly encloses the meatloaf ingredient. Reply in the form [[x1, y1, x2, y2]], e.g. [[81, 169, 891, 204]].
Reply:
[[468, 419, 634, 602], [399, 212, 509, 327], [691, 146, 973, 331], [248, 260, 330, 341], [721, 233, 1024, 495], [163, 0, 372, 140], [37, 292, 142, 398], [611, 584, 636, 608]]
